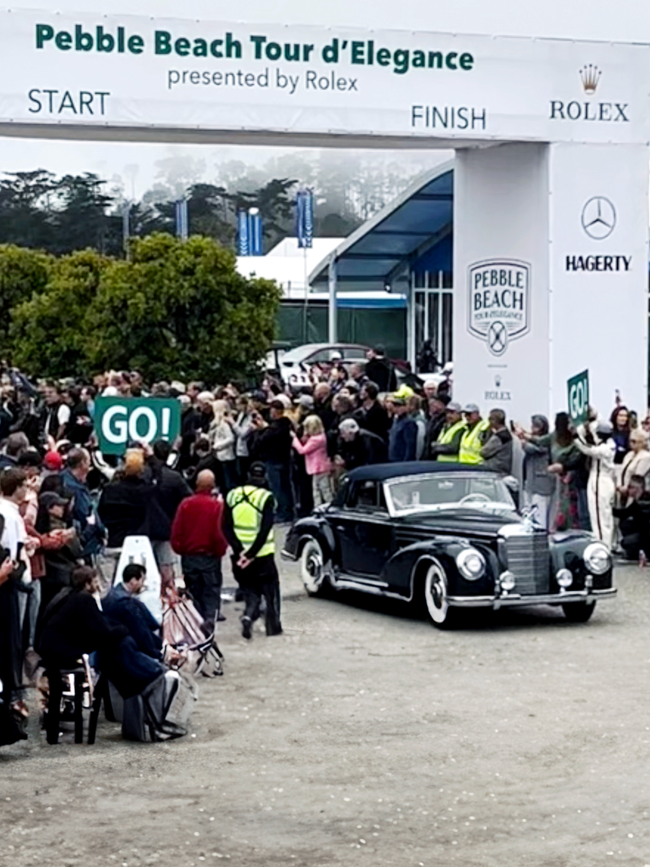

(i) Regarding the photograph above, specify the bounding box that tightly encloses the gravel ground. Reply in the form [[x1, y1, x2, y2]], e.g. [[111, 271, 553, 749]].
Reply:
[[1, 551, 649, 867]]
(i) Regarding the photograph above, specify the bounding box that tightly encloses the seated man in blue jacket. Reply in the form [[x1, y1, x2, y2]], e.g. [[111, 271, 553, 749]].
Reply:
[[102, 563, 165, 696]]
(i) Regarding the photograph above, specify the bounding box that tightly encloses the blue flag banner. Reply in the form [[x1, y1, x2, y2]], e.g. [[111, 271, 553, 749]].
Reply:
[[237, 209, 249, 255], [249, 210, 263, 256], [296, 189, 314, 248], [174, 199, 188, 240]]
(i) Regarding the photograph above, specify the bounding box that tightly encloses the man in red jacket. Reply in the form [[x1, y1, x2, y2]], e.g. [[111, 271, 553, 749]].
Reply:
[[170, 470, 228, 634]]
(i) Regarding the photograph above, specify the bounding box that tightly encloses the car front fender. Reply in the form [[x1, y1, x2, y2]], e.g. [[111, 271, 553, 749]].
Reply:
[[387, 539, 498, 599], [284, 517, 336, 564]]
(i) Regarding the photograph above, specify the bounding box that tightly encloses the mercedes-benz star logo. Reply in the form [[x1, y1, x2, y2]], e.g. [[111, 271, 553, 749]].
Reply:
[[488, 322, 508, 356], [581, 196, 616, 240]]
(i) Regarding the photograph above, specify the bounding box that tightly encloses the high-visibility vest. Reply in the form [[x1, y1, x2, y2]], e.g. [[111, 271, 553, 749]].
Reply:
[[226, 485, 275, 558], [459, 419, 491, 464], [437, 419, 468, 462]]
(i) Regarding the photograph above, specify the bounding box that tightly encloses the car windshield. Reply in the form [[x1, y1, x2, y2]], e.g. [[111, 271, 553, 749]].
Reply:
[[384, 473, 515, 517]]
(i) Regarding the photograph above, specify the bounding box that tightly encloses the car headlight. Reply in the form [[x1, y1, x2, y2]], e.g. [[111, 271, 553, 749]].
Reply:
[[556, 568, 573, 589], [456, 548, 486, 581], [583, 542, 611, 575]]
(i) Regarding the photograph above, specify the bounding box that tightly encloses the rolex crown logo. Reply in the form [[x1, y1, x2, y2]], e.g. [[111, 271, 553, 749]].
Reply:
[[579, 64, 601, 95]]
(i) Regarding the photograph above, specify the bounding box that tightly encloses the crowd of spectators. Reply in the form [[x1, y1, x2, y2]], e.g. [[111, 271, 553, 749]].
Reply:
[[1, 353, 649, 746]]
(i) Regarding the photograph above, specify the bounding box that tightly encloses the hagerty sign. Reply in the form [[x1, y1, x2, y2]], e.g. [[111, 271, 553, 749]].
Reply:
[[468, 260, 530, 357]]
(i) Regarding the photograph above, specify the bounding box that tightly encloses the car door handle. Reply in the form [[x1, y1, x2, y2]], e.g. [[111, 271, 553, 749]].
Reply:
[[334, 525, 346, 532]]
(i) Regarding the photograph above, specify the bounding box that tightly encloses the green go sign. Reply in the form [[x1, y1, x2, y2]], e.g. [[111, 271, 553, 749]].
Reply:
[[567, 370, 589, 426], [95, 397, 181, 455]]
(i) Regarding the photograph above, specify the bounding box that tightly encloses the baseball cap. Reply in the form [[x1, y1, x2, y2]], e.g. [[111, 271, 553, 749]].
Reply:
[[275, 393, 292, 409], [595, 420, 614, 438], [43, 451, 63, 471], [392, 384, 415, 401], [39, 491, 69, 509], [446, 401, 462, 413], [248, 462, 267, 483], [463, 403, 480, 414]]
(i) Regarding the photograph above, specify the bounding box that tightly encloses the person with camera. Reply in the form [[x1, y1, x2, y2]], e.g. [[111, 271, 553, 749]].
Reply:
[[250, 400, 295, 524]]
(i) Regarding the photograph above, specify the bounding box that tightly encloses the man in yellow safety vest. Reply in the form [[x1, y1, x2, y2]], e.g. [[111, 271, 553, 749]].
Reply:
[[224, 462, 283, 640], [430, 402, 467, 463], [459, 404, 491, 465]]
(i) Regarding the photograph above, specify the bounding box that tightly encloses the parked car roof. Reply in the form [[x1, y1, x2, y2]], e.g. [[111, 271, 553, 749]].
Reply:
[[281, 343, 370, 364], [346, 462, 495, 483]]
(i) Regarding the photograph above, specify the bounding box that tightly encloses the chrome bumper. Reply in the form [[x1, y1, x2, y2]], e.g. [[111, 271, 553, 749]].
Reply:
[[448, 587, 616, 609]]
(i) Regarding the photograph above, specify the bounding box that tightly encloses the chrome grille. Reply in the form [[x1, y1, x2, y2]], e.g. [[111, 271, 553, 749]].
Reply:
[[501, 528, 550, 595]]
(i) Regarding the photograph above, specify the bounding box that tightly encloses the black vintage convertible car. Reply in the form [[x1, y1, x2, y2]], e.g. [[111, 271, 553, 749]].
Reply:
[[282, 463, 616, 628]]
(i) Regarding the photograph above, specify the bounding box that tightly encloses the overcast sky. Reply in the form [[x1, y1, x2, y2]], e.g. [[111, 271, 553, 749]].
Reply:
[[2, 0, 649, 196]]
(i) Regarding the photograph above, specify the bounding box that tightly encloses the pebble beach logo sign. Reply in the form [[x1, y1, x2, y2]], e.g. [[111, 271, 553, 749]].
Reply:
[[468, 260, 530, 357]]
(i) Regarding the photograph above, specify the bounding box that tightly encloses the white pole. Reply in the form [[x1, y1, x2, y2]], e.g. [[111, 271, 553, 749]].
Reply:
[[408, 271, 416, 371], [303, 246, 309, 343], [328, 259, 337, 344]]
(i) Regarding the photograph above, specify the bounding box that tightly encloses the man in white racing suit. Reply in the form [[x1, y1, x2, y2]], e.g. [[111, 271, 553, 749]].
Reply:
[[575, 420, 616, 549]]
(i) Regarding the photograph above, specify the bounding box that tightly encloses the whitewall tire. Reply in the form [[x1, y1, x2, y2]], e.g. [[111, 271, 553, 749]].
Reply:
[[300, 538, 329, 597], [424, 560, 457, 629]]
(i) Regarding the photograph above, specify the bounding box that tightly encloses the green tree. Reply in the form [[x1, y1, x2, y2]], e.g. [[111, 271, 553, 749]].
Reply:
[[187, 183, 235, 247], [9, 249, 108, 376], [54, 173, 122, 255], [0, 244, 51, 357], [86, 233, 281, 383], [0, 170, 58, 249]]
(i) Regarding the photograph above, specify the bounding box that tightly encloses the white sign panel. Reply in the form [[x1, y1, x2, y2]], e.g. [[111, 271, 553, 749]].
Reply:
[[0, 9, 647, 144], [453, 143, 551, 423], [549, 142, 649, 418]]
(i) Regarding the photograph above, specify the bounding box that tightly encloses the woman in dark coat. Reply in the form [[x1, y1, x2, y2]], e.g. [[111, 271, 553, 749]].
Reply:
[[36, 566, 164, 699], [36, 491, 82, 615], [36, 566, 127, 668], [610, 406, 632, 466], [97, 451, 149, 548]]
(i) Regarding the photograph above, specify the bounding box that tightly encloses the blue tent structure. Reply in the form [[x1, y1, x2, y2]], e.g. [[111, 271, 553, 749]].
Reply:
[[309, 161, 454, 365]]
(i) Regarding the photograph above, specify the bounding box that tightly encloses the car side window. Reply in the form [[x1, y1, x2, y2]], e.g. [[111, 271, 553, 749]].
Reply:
[[331, 479, 349, 508], [348, 480, 387, 512]]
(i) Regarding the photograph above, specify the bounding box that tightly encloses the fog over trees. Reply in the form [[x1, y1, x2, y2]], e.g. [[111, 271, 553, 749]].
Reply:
[[0, 148, 443, 255]]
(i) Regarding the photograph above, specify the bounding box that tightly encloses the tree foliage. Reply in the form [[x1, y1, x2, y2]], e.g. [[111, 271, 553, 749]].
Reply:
[[7, 234, 281, 383], [0, 152, 433, 257], [10, 249, 109, 376], [0, 244, 51, 353]]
